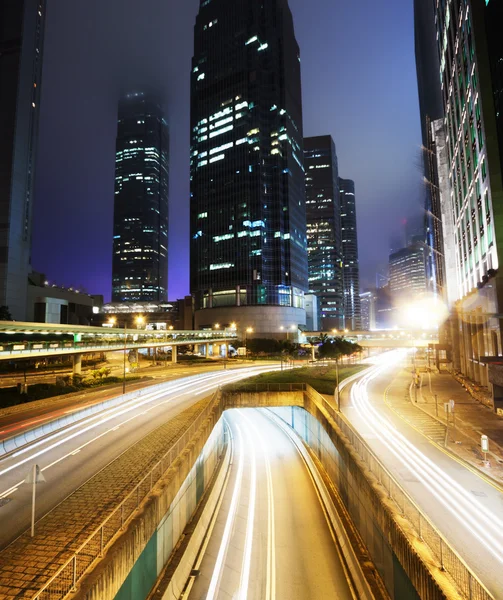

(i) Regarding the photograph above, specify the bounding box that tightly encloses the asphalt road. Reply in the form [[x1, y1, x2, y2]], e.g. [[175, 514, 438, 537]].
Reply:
[[0, 365, 280, 549], [188, 408, 355, 600], [343, 352, 503, 599], [0, 361, 250, 439]]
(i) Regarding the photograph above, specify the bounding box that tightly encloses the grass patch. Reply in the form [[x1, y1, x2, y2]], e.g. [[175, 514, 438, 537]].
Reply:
[[231, 364, 366, 395], [0, 376, 143, 409]]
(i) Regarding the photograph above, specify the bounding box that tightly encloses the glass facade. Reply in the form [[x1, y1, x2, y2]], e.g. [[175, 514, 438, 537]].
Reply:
[[0, 0, 46, 319], [435, 0, 499, 299], [112, 93, 169, 303], [190, 0, 308, 312], [340, 178, 361, 329], [304, 136, 344, 330], [389, 245, 427, 300]]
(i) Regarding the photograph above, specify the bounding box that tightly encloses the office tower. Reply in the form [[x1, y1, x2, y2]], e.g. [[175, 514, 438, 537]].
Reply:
[[112, 93, 169, 303], [433, 0, 503, 387], [414, 0, 448, 301], [0, 1, 46, 320], [340, 178, 361, 330], [360, 290, 376, 331], [304, 136, 344, 330], [190, 0, 308, 336], [389, 243, 427, 302]]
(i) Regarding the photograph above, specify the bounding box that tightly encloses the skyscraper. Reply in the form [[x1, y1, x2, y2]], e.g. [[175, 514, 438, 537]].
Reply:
[[414, 0, 448, 302], [190, 0, 308, 336], [432, 0, 503, 387], [304, 136, 344, 330], [340, 178, 361, 330], [389, 243, 427, 302], [112, 93, 169, 303], [0, 0, 46, 320]]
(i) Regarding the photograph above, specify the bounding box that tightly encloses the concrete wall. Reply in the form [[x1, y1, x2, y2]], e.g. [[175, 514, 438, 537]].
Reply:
[[75, 403, 225, 600], [74, 387, 468, 600]]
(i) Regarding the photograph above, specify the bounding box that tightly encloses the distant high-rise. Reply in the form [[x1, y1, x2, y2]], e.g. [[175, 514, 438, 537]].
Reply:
[[340, 178, 361, 330], [304, 136, 344, 330], [0, 0, 46, 319], [360, 290, 376, 331], [112, 93, 169, 303], [190, 0, 308, 336], [389, 243, 427, 302]]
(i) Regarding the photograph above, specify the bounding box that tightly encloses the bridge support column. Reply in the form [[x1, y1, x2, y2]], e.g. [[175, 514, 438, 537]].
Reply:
[[172, 346, 177, 364], [73, 354, 82, 375]]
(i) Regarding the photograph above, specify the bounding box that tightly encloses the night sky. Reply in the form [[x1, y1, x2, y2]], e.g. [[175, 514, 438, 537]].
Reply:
[[32, 0, 422, 301]]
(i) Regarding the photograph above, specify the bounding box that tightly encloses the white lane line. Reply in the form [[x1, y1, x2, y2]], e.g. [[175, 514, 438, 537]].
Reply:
[[206, 421, 245, 600], [0, 366, 280, 500], [238, 416, 257, 600], [351, 357, 503, 563], [240, 411, 276, 600]]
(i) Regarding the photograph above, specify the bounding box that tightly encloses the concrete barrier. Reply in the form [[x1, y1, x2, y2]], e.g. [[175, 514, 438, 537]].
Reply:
[[159, 431, 232, 599], [0, 374, 213, 457], [265, 409, 376, 600]]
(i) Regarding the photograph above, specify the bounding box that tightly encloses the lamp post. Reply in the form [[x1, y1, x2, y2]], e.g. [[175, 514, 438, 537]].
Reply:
[[109, 317, 127, 395], [244, 327, 253, 358]]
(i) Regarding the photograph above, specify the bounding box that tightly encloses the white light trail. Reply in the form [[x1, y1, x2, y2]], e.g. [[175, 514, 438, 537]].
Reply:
[[350, 354, 503, 563], [240, 411, 276, 600], [0, 365, 282, 499], [206, 421, 245, 600], [239, 419, 257, 600]]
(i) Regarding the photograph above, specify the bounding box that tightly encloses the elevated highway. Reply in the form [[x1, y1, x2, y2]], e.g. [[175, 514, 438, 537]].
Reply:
[[0, 321, 237, 367], [303, 329, 439, 348]]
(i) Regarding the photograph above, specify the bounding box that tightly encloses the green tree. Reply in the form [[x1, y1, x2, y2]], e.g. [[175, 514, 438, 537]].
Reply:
[[0, 306, 13, 321]]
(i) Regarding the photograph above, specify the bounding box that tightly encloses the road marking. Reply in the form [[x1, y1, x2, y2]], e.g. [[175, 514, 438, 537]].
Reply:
[[241, 411, 276, 600], [239, 419, 257, 600], [351, 357, 503, 564], [206, 421, 245, 600]]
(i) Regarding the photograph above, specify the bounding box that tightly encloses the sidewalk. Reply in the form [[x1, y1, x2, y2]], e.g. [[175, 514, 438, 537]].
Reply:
[[416, 370, 503, 479]]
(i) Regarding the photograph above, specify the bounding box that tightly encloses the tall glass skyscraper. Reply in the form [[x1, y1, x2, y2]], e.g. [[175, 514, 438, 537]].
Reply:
[[340, 178, 361, 330], [112, 93, 169, 303], [304, 136, 344, 330], [190, 0, 308, 335], [432, 0, 503, 387], [0, 0, 46, 319]]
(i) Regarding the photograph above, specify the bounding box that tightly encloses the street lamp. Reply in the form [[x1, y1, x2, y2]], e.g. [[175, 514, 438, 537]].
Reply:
[[214, 323, 220, 330], [244, 327, 253, 357], [135, 315, 145, 329]]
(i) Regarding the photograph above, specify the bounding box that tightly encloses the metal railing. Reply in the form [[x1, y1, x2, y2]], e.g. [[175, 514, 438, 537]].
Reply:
[[32, 389, 224, 600], [0, 332, 237, 359], [303, 384, 494, 600]]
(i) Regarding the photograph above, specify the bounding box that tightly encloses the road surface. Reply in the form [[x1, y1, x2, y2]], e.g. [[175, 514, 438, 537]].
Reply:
[[189, 409, 355, 600], [344, 352, 503, 599], [0, 365, 280, 549]]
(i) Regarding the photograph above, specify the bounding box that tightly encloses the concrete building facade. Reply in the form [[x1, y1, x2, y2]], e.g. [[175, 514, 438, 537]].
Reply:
[[0, 0, 46, 320]]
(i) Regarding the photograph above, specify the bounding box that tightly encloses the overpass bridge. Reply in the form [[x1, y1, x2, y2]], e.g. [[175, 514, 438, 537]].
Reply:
[[302, 329, 439, 348], [0, 321, 237, 371]]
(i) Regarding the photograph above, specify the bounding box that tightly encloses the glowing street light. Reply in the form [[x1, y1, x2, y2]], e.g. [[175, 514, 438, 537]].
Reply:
[[108, 316, 117, 327], [135, 315, 145, 329]]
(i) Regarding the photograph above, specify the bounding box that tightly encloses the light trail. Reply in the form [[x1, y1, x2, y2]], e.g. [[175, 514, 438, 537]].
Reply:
[[350, 354, 503, 563], [239, 419, 257, 600], [240, 410, 276, 600], [0, 365, 281, 500], [206, 421, 245, 600]]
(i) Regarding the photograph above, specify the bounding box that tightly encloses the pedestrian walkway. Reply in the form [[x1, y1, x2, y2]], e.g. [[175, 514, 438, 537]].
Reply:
[[387, 367, 503, 486]]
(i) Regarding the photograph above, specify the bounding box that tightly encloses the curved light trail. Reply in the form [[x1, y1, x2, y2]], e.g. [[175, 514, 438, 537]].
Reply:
[[350, 353, 503, 563]]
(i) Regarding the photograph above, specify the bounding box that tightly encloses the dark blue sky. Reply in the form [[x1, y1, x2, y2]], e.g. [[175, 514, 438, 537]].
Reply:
[[33, 0, 423, 301]]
